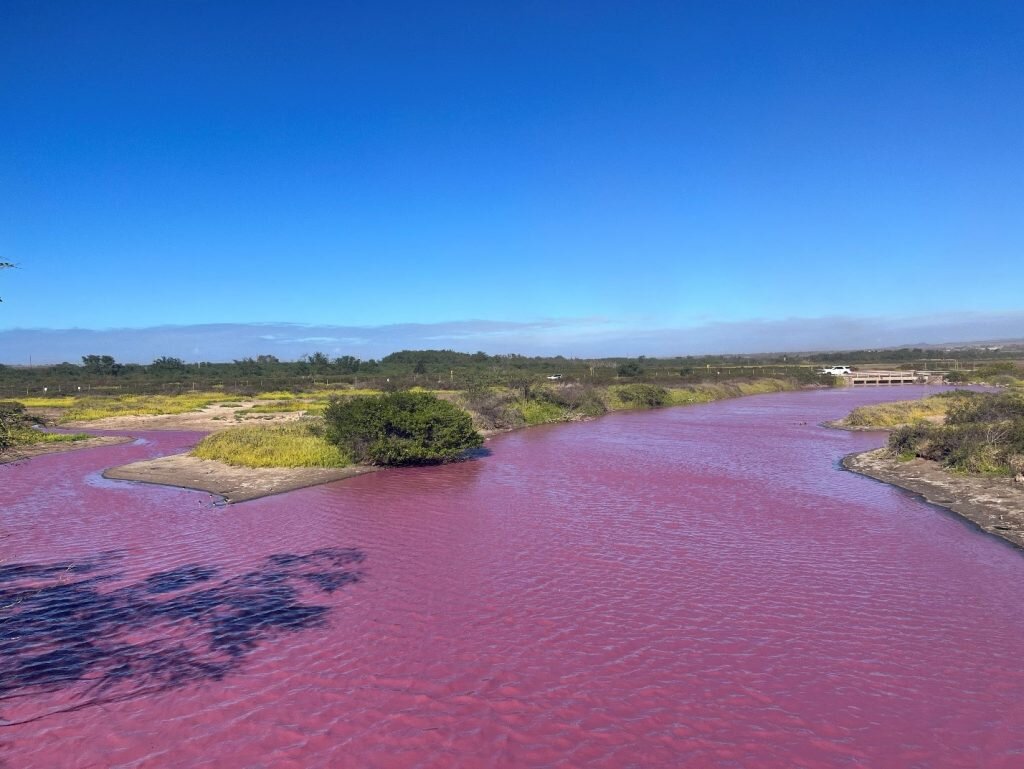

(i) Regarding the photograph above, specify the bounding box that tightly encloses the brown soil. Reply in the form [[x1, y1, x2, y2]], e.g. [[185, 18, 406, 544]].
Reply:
[[1, 435, 134, 464], [103, 454, 380, 503], [843, 448, 1024, 549]]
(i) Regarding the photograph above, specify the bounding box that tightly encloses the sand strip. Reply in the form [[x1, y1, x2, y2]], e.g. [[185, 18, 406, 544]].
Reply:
[[103, 454, 379, 503], [844, 448, 1024, 549]]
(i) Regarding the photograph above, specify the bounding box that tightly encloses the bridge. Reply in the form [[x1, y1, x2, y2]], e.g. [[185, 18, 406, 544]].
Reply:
[[840, 370, 940, 386]]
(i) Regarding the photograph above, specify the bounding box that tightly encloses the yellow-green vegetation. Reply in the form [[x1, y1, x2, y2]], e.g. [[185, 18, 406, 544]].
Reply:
[[12, 396, 78, 408], [460, 378, 799, 429], [1, 400, 90, 451], [59, 392, 233, 422], [9, 429, 91, 446], [237, 401, 313, 414], [253, 388, 383, 401], [191, 421, 350, 468], [606, 383, 669, 410], [889, 391, 1024, 475], [843, 391, 972, 428], [512, 398, 571, 425], [252, 390, 302, 400], [664, 388, 717, 406], [608, 379, 793, 410]]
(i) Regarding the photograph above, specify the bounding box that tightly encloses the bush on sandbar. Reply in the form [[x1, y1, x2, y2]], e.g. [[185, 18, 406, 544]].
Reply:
[[323, 391, 483, 466]]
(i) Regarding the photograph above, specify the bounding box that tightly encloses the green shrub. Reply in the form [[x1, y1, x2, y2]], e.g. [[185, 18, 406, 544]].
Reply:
[[887, 391, 1024, 475], [1, 401, 90, 451], [611, 383, 668, 408], [512, 399, 569, 426], [532, 385, 607, 417], [323, 391, 483, 466], [460, 386, 519, 430], [1, 401, 30, 451]]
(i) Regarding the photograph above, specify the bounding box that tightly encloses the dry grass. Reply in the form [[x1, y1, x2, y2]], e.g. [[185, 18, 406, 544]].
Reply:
[[191, 421, 350, 468], [844, 394, 964, 428]]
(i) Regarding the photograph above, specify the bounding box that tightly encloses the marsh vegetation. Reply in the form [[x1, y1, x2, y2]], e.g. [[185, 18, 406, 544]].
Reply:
[[889, 390, 1024, 476]]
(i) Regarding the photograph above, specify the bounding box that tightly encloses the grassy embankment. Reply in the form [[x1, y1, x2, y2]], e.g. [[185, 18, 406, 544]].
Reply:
[[887, 389, 1024, 476], [0, 401, 90, 451], [841, 391, 974, 429], [9, 378, 804, 468], [190, 378, 799, 468], [493, 379, 794, 427]]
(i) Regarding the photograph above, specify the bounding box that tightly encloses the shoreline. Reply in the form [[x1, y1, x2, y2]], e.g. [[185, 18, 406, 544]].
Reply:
[[63, 381, 817, 504], [843, 448, 1024, 549], [103, 454, 381, 503], [0, 435, 134, 464]]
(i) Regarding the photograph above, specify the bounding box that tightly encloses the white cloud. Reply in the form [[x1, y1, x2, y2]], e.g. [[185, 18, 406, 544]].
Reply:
[[0, 312, 1021, 364]]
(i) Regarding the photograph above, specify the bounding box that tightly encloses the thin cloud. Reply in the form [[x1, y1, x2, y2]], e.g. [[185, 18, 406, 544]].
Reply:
[[0, 312, 1021, 364]]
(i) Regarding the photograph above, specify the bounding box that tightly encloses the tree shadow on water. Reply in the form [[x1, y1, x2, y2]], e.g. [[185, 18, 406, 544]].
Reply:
[[0, 547, 365, 726]]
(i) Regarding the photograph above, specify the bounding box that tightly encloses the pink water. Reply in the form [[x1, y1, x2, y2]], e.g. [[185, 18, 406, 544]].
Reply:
[[3, 387, 1024, 768]]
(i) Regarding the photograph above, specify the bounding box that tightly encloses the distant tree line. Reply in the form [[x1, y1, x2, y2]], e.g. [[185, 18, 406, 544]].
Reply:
[[0, 346, 1019, 398]]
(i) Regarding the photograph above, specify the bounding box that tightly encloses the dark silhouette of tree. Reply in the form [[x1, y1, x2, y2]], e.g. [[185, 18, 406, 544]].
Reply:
[[150, 356, 187, 373], [82, 355, 121, 376]]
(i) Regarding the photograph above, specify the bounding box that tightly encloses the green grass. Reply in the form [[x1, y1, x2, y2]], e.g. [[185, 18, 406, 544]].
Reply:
[[191, 422, 351, 468], [888, 391, 1024, 475], [7, 428, 91, 446], [664, 388, 717, 406], [511, 399, 570, 425]]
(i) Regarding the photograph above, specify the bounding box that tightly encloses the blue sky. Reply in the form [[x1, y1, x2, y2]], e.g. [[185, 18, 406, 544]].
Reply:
[[1, 1, 1022, 361]]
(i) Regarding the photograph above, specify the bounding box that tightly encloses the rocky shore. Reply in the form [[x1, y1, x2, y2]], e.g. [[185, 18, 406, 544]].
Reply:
[[844, 448, 1024, 549]]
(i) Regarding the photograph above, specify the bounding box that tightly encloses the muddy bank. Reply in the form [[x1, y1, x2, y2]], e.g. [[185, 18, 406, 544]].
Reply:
[[844, 448, 1024, 549], [103, 454, 380, 503], [1, 435, 133, 464]]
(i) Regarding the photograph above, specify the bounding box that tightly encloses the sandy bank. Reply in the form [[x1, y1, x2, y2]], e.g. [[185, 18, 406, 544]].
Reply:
[[1, 435, 134, 464], [844, 448, 1024, 549], [103, 454, 380, 503]]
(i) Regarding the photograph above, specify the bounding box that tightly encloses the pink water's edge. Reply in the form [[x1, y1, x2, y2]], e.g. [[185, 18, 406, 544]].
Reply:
[[3, 386, 1024, 768]]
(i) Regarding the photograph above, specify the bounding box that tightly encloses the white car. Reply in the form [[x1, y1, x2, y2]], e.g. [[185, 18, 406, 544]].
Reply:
[[820, 366, 852, 376]]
